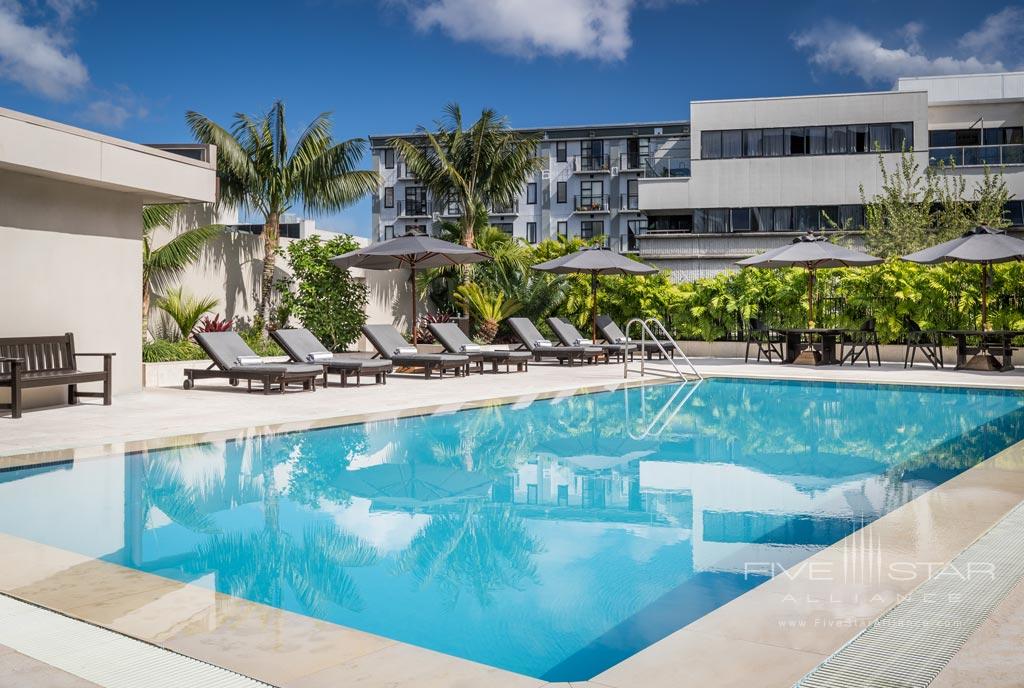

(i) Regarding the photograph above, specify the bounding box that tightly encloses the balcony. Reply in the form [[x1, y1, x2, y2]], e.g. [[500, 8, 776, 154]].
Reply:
[[439, 202, 462, 217], [619, 153, 647, 171], [573, 194, 611, 213], [398, 199, 432, 218], [619, 194, 640, 212], [929, 144, 1024, 167], [641, 157, 691, 178], [572, 155, 611, 173], [489, 200, 520, 216]]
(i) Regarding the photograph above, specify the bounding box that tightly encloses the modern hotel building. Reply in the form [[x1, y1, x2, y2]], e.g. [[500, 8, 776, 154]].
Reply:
[[369, 71, 1024, 281]]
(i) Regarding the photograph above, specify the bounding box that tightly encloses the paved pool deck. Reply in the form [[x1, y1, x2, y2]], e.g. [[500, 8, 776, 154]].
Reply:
[[2, 357, 1024, 687]]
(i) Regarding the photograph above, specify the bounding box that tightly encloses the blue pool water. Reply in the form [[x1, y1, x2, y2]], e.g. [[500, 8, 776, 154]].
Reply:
[[2, 378, 1024, 680]]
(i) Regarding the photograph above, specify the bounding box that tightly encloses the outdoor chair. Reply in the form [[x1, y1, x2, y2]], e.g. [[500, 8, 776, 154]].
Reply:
[[185, 332, 321, 393], [903, 318, 943, 369], [596, 315, 676, 360], [507, 318, 602, 366], [361, 324, 470, 378], [547, 317, 635, 364], [0, 333, 114, 419], [840, 317, 882, 367], [744, 318, 784, 364], [270, 328, 392, 386], [427, 323, 531, 373]]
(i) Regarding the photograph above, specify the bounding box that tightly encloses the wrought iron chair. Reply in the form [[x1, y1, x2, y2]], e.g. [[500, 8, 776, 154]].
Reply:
[[903, 318, 943, 369], [744, 317, 785, 363], [840, 317, 882, 367]]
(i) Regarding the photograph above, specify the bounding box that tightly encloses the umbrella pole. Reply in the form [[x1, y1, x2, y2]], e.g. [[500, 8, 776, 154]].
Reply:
[[807, 268, 815, 329], [411, 268, 418, 345], [981, 262, 989, 331], [591, 272, 598, 342]]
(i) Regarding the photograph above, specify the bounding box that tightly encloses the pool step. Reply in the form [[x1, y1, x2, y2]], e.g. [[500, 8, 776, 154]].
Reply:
[[0, 593, 274, 688], [795, 500, 1024, 687]]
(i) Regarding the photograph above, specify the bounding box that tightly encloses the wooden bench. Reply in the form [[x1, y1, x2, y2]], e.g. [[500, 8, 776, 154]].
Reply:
[[0, 334, 114, 419]]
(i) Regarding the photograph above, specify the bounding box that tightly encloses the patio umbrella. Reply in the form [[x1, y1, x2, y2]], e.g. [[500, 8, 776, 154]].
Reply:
[[737, 233, 882, 327], [901, 225, 1024, 331], [532, 246, 658, 341], [331, 232, 490, 343], [333, 463, 493, 508]]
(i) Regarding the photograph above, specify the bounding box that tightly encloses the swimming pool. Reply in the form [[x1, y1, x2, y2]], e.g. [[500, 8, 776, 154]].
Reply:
[[1, 378, 1023, 681]]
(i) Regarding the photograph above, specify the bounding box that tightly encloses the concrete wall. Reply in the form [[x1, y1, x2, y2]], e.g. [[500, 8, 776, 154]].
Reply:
[[0, 170, 144, 407]]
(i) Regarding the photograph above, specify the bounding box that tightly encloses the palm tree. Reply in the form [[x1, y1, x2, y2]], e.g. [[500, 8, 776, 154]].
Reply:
[[186, 101, 378, 328], [391, 103, 541, 247], [142, 204, 221, 338]]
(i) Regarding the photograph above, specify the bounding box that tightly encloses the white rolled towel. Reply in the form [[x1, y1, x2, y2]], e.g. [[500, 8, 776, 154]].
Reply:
[[306, 351, 334, 362]]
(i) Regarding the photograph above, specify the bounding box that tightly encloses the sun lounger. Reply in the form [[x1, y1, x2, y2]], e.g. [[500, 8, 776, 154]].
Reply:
[[362, 324, 470, 378], [427, 323, 531, 373], [596, 314, 676, 360], [507, 318, 601, 365], [185, 331, 321, 393], [270, 328, 392, 386], [547, 317, 635, 363]]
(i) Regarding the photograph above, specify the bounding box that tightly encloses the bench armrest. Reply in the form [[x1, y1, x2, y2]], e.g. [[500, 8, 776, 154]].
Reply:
[[74, 352, 116, 357], [0, 357, 23, 364]]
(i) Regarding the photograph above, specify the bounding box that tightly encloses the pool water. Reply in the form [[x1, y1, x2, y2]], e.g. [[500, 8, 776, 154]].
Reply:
[[2, 378, 1024, 680]]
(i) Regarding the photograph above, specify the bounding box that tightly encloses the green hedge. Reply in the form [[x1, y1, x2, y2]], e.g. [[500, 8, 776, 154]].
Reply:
[[143, 328, 284, 362]]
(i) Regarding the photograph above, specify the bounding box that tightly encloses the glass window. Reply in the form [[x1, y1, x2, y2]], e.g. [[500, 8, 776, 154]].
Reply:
[[763, 128, 784, 156], [849, 125, 869, 153], [774, 207, 792, 230], [743, 129, 762, 157], [929, 130, 957, 147], [556, 181, 567, 204], [983, 128, 1004, 145], [1005, 127, 1023, 145], [1006, 200, 1024, 227], [527, 222, 538, 243], [818, 206, 839, 229], [722, 130, 742, 158], [839, 205, 865, 229], [702, 130, 722, 159], [556, 141, 567, 162], [383, 224, 394, 240], [705, 209, 728, 232], [795, 206, 817, 231], [526, 183, 537, 205], [731, 208, 751, 231], [383, 148, 394, 169], [808, 127, 826, 155], [869, 124, 892, 152], [955, 129, 981, 146], [580, 220, 604, 239], [383, 186, 394, 208], [891, 122, 913, 151], [785, 128, 807, 155], [557, 221, 568, 238], [827, 126, 848, 154], [693, 209, 706, 233], [752, 208, 772, 232]]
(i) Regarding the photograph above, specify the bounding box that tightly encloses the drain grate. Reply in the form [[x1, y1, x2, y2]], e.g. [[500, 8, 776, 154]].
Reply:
[[0, 593, 275, 688], [796, 502, 1024, 688]]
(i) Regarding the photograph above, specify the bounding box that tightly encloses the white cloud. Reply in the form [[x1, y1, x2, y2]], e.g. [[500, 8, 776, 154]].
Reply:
[[792, 15, 1011, 85], [958, 6, 1024, 65], [77, 86, 149, 129], [390, 0, 696, 61], [0, 0, 89, 100]]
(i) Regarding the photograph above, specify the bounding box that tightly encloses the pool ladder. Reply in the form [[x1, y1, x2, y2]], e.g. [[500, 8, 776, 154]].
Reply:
[[623, 317, 702, 380], [625, 377, 703, 439]]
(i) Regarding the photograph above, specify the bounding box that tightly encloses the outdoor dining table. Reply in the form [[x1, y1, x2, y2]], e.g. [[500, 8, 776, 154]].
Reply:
[[780, 328, 844, 366], [941, 330, 1024, 372]]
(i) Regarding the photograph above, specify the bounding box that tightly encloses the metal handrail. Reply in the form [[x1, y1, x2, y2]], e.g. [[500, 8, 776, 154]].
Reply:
[[623, 317, 702, 380], [625, 378, 703, 440]]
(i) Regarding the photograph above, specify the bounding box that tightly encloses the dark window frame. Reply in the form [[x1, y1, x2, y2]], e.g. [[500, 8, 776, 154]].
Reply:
[[555, 141, 567, 163], [383, 148, 395, 169], [383, 186, 394, 208], [526, 182, 537, 205], [556, 181, 567, 204], [701, 122, 914, 159]]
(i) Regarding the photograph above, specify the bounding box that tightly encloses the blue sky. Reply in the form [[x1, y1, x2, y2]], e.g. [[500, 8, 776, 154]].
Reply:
[[1, 0, 1022, 236]]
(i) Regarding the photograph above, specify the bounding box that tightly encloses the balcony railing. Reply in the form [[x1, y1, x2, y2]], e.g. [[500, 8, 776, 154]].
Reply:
[[619, 153, 648, 171], [572, 154, 612, 173], [929, 144, 1024, 167], [398, 199, 432, 217], [641, 157, 692, 178], [619, 194, 640, 211], [574, 194, 611, 212], [489, 200, 520, 215]]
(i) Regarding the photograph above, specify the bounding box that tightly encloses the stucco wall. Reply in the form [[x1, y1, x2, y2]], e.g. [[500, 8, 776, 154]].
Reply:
[[0, 169, 144, 407]]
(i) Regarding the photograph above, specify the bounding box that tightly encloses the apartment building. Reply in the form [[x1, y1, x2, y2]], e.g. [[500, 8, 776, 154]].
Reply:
[[640, 71, 1024, 280], [369, 121, 690, 252], [368, 71, 1024, 282]]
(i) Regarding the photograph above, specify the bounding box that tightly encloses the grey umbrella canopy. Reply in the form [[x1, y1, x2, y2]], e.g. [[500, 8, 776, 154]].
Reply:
[[737, 233, 882, 327], [331, 232, 490, 343], [532, 246, 658, 340], [902, 225, 1024, 330]]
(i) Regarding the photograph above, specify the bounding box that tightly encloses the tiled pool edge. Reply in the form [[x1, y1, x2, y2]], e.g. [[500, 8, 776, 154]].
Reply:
[[1, 378, 1023, 686]]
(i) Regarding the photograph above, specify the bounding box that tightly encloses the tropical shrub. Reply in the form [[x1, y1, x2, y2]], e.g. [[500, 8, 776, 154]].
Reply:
[[156, 288, 219, 340], [195, 314, 233, 334], [417, 312, 454, 344], [277, 234, 369, 351], [454, 283, 522, 343], [142, 338, 206, 362]]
